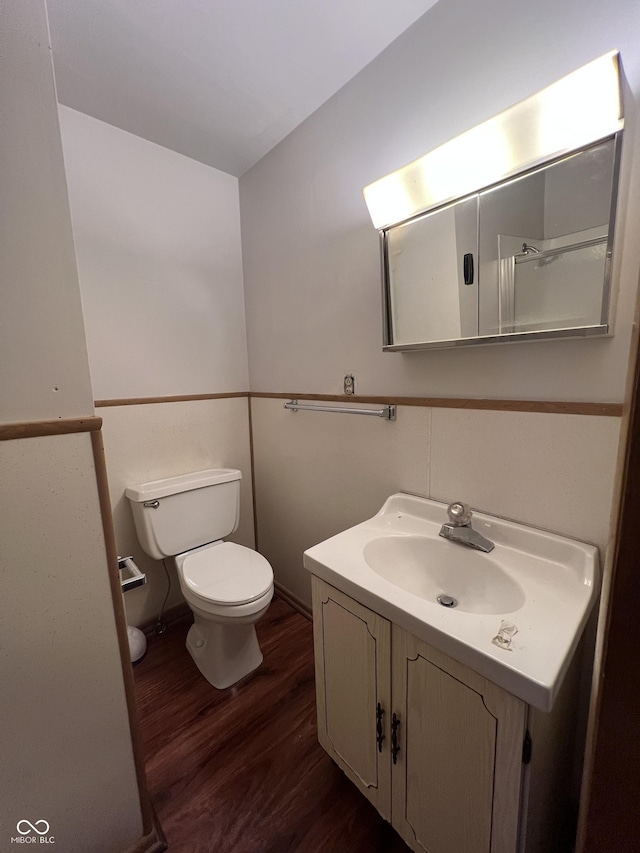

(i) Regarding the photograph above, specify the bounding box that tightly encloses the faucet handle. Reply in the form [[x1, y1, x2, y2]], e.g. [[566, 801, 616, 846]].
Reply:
[[447, 501, 473, 526]]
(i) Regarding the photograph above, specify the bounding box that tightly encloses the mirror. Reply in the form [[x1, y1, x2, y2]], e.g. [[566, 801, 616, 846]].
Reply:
[[382, 136, 621, 350], [386, 196, 478, 344], [364, 52, 624, 352]]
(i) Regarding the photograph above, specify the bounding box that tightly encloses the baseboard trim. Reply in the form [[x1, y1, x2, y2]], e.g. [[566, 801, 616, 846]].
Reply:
[[122, 814, 167, 853], [275, 582, 312, 621], [140, 601, 192, 636], [90, 429, 157, 836]]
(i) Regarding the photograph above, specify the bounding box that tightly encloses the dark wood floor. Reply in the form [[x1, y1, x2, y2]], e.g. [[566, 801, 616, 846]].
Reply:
[[133, 596, 410, 853]]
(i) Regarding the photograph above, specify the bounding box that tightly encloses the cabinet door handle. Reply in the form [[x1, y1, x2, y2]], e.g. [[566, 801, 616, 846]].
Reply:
[[391, 712, 400, 764], [463, 252, 474, 285], [376, 703, 385, 752]]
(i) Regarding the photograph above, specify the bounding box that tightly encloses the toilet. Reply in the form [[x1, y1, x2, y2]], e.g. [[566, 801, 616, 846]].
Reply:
[[125, 468, 274, 689]]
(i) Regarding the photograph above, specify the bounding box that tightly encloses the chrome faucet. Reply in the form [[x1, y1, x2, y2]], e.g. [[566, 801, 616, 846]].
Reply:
[[439, 501, 495, 553]]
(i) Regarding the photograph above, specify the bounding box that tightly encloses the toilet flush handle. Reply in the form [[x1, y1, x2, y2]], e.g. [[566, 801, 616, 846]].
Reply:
[[143, 500, 160, 508]]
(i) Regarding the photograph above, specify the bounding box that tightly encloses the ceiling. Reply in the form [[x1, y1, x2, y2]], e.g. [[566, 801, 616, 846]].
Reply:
[[47, 0, 439, 177]]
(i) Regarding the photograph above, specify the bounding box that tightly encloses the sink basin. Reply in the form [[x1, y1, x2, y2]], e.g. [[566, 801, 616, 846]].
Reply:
[[304, 493, 599, 711], [363, 535, 525, 614]]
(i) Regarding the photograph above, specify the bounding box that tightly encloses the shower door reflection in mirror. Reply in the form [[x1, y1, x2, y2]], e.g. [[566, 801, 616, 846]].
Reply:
[[483, 137, 618, 337]]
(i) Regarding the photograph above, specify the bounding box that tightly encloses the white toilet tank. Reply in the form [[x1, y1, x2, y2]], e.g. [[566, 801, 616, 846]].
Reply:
[[125, 468, 241, 561]]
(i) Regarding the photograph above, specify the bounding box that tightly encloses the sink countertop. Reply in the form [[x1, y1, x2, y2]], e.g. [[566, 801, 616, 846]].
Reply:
[[303, 492, 599, 712]]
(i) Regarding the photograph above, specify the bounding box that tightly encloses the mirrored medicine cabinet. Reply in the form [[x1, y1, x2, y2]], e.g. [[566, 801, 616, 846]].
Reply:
[[363, 52, 624, 351]]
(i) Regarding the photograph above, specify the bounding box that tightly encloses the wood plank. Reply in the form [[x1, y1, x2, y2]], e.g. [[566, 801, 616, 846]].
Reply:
[[93, 391, 623, 416], [251, 392, 622, 417], [133, 596, 409, 853], [247, 396, 259, 549], [0, 415, 102, 440], [95, 392, 248, 407], [91, 430, 156, 837]]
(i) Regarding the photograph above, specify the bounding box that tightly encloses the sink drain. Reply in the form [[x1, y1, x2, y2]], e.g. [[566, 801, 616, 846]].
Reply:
[[437, 594, 458, 608]]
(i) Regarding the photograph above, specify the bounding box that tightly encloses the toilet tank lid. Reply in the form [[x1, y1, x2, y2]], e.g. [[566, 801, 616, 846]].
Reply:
[[125, 468, 241, 502]]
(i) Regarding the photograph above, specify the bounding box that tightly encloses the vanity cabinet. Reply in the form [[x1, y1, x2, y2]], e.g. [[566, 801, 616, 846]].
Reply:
[[312, 576, 578, 853]]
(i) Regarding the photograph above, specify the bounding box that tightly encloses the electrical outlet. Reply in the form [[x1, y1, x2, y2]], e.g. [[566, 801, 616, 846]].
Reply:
[[344, 374, 355, 395]]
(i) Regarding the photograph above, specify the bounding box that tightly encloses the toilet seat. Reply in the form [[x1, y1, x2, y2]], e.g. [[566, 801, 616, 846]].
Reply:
[[181, 541, 273, 607]]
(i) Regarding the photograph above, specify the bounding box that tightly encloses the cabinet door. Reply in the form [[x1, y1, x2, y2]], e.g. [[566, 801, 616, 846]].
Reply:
[[391, 626, 526, 853], [311, 577, 392, 819]]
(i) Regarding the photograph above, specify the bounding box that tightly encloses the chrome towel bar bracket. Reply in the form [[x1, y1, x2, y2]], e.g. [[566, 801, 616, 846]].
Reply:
[[284, 399, 396, 421]]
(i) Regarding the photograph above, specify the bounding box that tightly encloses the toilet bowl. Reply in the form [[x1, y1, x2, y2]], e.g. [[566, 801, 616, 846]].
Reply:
[[125, 468, 274, 689], [175, 541, 274, 688]]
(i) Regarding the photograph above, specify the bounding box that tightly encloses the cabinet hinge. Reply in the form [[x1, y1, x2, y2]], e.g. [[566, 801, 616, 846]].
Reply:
[[522, 730, 532, 765]]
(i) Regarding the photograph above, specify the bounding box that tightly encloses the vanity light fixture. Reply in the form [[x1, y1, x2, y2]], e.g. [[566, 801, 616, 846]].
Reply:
[[363, 51, 623, 230], [362, 51, 624, 351]]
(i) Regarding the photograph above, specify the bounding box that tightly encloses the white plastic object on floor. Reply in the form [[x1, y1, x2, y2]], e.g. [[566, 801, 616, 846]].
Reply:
[[127, 625, 147, 663]]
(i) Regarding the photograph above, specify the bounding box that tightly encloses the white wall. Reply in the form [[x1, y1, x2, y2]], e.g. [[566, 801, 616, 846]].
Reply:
[[60, 111, 255, 624], [0, 1, 94, 422], [0, 433, 142, 851], [478, 171, 546, 336], [59, 106, 249, 400], [253, 399, 429, 604], [239, 0, 638, 620], [240, 0, 640, 403], [1, 3, 143, 850]]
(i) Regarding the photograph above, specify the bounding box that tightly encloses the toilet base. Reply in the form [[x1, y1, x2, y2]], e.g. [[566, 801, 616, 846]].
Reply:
[[186, 614, 263, 689]]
